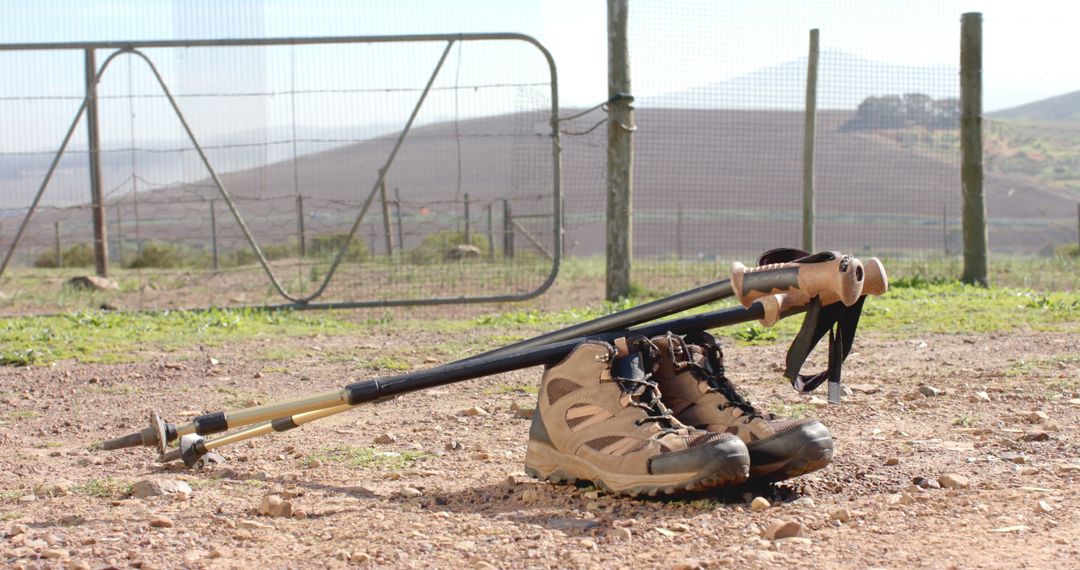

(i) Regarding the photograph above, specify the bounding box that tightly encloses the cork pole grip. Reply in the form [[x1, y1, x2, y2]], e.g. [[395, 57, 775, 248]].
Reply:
[[753, 257, 888, 326], [731, 252, 864, 310]]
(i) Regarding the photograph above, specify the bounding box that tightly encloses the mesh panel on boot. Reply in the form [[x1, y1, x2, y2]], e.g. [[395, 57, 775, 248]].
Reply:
[[565, 403, 610, 431], [546, 377, 582, 405]]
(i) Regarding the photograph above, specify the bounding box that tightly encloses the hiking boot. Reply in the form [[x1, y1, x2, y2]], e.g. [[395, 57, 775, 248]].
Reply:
[[652, 331, 833, 482], [524, 337, 750, 497]]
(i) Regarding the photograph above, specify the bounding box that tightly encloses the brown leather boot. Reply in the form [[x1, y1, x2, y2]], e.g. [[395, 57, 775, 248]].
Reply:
[[525, 337, 750, 496], [652, 331, 833, 482]]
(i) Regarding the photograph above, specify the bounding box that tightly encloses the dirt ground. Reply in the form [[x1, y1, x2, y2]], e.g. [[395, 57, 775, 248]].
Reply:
[[2, 323, 1079, 569]]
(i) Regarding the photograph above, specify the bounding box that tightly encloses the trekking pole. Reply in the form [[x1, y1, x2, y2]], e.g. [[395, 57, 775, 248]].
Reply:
[[100, 251, 871, 457], [158, 257, 887, 466]]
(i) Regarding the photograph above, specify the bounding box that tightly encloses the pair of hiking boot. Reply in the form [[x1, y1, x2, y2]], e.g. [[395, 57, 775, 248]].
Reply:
[[524, 331, 833, 496]]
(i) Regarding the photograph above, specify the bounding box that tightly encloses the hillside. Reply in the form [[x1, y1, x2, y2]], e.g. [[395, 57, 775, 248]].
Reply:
[[989, 89, 1080, 122]]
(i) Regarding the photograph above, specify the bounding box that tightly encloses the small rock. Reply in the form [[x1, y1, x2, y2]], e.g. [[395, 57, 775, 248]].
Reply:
[[750, 497, 770, 511], [578, 538, 596, 549], [829, 508, 851, 523], [424, 357, 439, 364], [208, 549, 225, 559], [521, 489, 539, 503], [513, 407, 535, 420], [847, 384, 881, 395], [918, 385, 942, 397], [18, 494, 36, 503], [8, 524, 27, 536], [1068, 398, 1080, 406], [352, 552, 371, 563], [607, 527, 632, 542], [1036, 500, 1054, 513], [259, 494, 293, 518], [885, 457, 900, 466], [399, 487, 422, 498], [792, 497, 815, 508], [34, 479, 74, 498], [1023, 431, 1050, 442], [66, 275, 118, 291], [1026, 411, 1049, 423], [969, 391, 991, 403], [374, 433, 397, 445], [762, 520, 802, 540], [445, 440, 463, 451], [334, 550, 350, 561], [237, 520, 273, 530], [1057, 464, 1080, 475], [773, 537, 813, 549], [42, 549, 68, 559], [808, 396, 829, 408], [938, 473, 970, 489], [460, 406, 489, 417], [1000, 452, 1027, 464], [148, 515, 174, 528], [131, 479, 192, 499], [67, 560, 92, 570]]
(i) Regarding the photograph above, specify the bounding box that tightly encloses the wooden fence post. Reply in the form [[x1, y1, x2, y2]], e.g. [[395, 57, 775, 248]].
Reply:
[[606, 0, 634, 300], [802, 28, 820, 252], [961, 12, 988, 286]]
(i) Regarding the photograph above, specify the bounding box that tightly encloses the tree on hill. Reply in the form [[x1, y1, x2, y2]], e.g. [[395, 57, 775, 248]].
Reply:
[[841, 93, 959, 131]]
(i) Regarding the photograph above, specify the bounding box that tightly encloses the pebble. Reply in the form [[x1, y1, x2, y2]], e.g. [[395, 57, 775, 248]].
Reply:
[[1057, 464, 1080, 475], [607, 527, 633, 542], [237, 520, 273, 530], [41, 548, 68, 559], [259, 494, 293, 518], [460, 406, 489, 417], [209, 549, 225, 559], [1000, 452, 1027, 464], [918, 385, 942, 397], [792, 497, 815, 508], [938, 473, 970, 489], [579, 538, 597, 549], [763, 520, 802, 540], [829, 508, 851, 523], [374, 433, 397, 444], [1026, 411, 1049, 423], [399, 487, 423, 498], [131, 478, 193, 499], [514, 407, 536, 420], [67, 560, 92, 570], [1036, 500, 1054, 513], [334, 550, 351, 561], [1068, 398, 1080, 406], [885, 457, 900, 466], [445, 440, 464, 451], [969, 391, 991, 403], [148, 516, 174, 528], [808, 397, 829, 408], [750, 497, 770, 511], [1023, 431, 1050, 442], [521, 490, 539, 503], [34, 480, 74, 498], [352, 552, 372, 563]]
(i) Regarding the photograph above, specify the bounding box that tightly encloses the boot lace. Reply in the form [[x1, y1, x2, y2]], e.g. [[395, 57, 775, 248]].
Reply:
[[675, 332, 764, 421], [611, 338, 679, 430]]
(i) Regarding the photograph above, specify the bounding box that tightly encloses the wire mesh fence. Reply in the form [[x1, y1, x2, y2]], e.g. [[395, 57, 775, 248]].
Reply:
[[0, 36, 560, 312]]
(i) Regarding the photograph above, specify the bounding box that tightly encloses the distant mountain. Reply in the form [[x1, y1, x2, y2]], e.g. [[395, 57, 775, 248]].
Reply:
[[988, 90, 1080, 122], [644, 49, 957, 110]]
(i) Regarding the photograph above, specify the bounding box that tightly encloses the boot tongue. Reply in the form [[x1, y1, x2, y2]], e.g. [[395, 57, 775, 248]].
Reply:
[[611, 349, 677, 428]]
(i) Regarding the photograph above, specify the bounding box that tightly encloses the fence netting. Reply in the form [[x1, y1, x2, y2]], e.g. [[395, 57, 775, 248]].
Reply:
[[0, 38, 558, 311]]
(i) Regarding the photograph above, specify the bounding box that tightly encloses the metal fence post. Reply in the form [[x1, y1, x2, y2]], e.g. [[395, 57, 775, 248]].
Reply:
[[961, 12, 988, 286], [295, 194, 306, 259], [210, 199, 219, 271], [394, 188, 404, 261], [84, 48, 108, 277], [802, 28, 820, 252], [503, 199, 514, 259], [676, 205, 684, 260], [54, 221, 62, 268], [379, 174, 394, 257], [486, 203, 495, 260], [114, 202, 123, 264], [606, 0, 633, 300], [464, 193, 471, 246]]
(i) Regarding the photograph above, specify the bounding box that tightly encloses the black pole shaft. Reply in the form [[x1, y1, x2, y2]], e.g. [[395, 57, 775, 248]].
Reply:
[[346, 302, 769, 405]]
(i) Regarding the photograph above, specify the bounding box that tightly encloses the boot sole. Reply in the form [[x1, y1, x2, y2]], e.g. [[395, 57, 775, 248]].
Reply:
[[524, 440, 749, 497], [748, 421, 834, 482]]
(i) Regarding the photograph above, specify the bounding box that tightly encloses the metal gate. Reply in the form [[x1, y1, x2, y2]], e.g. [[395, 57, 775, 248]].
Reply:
[[0, 34, 560, 311]]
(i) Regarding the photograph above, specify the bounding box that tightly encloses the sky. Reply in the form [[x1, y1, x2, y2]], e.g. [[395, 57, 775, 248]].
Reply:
[[0, 0, 1077, 152]]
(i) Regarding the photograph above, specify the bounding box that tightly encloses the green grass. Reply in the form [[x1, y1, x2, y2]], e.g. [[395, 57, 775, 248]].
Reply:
[[952, 415, 976, 428], [1, 511, 21, 521], [7, 410, 40, 419], [303, 445, 428, 470], [484, 382, 539, 396], [0, 307, 368, 366], [769, 403, 815, 420], [71, 478, 132, 499]]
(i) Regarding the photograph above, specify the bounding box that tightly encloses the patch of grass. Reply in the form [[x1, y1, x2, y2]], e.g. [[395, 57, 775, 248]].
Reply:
[[472, 297, 640, 328], [731, 324, 778, 344], [1, 490, 24, 502], [8, 410, 40, 419], [0, 307, 365, 366], [369, 355, 412, 372], [2, 511, 22, 520], [71, 478, 131, 499], [34, 441, 64, 449], [770, 403, 814, 420], [952, 415, 976, 428], [303, 445, 428, 470]]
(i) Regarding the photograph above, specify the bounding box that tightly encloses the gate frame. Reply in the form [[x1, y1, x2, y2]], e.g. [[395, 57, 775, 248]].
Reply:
[[0, 33, 562, 310]]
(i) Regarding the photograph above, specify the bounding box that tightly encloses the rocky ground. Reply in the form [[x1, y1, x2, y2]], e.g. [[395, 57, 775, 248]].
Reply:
[[1, 322, 1079, 569]]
